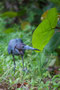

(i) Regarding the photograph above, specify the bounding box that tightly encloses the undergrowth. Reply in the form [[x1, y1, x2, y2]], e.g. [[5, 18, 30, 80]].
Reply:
[[0, 18, 60, 90]]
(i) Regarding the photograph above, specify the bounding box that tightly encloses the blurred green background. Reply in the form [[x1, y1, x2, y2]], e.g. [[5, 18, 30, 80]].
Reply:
[[0, 0, 60, 89]]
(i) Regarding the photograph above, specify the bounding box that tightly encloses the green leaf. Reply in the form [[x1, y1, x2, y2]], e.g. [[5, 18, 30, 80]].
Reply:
[[1, 9, 26, 18], [46, 8, 58, 28], [32, 19, 54, 51], [32, 8, 58, 51], [1, 11, 17, 18]]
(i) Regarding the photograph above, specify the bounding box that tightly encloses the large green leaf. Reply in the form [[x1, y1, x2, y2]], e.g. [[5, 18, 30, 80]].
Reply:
[[32, 8, 58, 51]]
